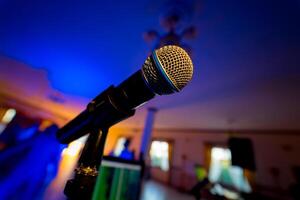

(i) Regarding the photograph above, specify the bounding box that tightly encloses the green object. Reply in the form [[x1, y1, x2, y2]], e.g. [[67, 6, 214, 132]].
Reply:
[[195, 166, 207, 181], [92, 160, 141, 200]]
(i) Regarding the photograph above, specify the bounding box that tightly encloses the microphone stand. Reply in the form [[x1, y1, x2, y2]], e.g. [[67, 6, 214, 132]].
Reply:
[[60, 86, 136, 199], [64, 127, 108, 199]]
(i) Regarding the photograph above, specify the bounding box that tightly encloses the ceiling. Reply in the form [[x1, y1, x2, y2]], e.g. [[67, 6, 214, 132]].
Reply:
[[0, 0, 299, 130]]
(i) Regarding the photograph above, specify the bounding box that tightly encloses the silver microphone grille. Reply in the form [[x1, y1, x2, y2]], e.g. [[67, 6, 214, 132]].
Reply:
[[142, 45, 194, 95]]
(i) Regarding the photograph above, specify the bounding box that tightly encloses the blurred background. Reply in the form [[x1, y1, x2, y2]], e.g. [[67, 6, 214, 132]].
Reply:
[[0, 0, 299, 199]]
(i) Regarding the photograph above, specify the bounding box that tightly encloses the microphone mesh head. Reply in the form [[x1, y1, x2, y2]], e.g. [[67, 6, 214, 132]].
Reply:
[[155, 45, 193, 91], [142, 45, 194, 95]]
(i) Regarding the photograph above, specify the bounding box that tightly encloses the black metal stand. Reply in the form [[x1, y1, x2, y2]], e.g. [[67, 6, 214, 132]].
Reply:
[[64, 128, 109, 199], [57, 84, 147, 199]]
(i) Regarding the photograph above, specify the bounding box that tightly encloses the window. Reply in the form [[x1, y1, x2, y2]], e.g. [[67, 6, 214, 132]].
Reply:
[[112, 137, 127, 157], [208, 147, 251, 193], [149, 140, 169, 171]]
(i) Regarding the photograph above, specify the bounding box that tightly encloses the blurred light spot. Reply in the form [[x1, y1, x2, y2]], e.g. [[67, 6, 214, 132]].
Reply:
[[2, 108, 16, 124], [62, 136, 87, 157]]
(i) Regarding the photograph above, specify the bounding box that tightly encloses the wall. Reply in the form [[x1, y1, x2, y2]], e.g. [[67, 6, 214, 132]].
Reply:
[[105, 127, 300, 191]]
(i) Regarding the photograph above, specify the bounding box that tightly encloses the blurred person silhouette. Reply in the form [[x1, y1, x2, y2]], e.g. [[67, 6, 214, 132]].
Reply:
[[0, 124, 65, 200], [190, 164, 210, 200], [0, 115, 23, 151], [0, 115, 40, 151], [0, 120, 40, 181], [119, 138, 135, 160]]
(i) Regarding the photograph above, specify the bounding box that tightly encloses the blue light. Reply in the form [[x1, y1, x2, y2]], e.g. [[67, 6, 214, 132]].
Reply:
[[0, 0, 157, 98]]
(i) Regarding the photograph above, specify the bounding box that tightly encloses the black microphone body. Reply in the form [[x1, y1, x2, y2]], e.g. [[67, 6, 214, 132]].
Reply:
[[56, 45, 194, 144], [57, 70, 155, 144]]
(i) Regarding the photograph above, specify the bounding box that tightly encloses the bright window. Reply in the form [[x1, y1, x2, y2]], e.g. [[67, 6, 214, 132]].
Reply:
[[209, 147, 251, 193], [113, 137, 127, 157], [149, 141, 169, 171]]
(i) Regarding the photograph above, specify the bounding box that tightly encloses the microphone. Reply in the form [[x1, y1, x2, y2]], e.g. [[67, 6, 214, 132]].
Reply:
[[57, 45, 193, 144]]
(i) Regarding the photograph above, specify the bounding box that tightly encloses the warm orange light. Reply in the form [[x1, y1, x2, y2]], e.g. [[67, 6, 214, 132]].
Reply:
[[39, 120, 53, 131]]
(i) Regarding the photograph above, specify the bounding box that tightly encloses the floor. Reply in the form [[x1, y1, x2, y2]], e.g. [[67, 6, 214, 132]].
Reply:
[[141, 180, 195, 200], [44, 178, 195, 200]]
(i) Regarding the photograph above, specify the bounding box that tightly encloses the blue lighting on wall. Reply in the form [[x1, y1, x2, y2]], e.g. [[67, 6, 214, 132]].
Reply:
[[0, 0, 299, 99], [0, 0, 157, 97]]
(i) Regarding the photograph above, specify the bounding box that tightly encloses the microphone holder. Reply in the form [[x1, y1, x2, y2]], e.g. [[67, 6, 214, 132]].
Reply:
[[64, 127, 108, 199], [60, 86, 136, 199]]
